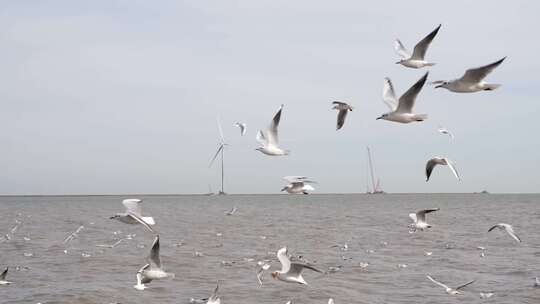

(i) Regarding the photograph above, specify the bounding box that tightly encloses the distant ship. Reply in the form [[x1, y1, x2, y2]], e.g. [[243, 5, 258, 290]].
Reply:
[[366, 146, 386, 194]]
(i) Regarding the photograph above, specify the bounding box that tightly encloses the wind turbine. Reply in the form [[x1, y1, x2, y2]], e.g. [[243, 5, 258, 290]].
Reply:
[[209, 117, 227, 195]]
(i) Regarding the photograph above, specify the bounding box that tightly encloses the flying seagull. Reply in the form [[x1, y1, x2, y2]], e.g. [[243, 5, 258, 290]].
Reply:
[[234, 122, 247, 136], [395, 24, 441, 69], [271, 247, 322, 285], [409, 208, 439, 232], [256, 104, 290, 156], [426, 275, 475, 295], [488, 223, 521, 243], [437, 126, 454, 140], [0, 267, 11, 285], [207, 282, 221, 304], [425, 157, 461, 182], [281, 176, 316, 194], [137, 235, 175, 286], [431, 57, 506, 92], [110, 199, 156, 234], [225, 206, 237, 216], [377, 72, 429, 123], [332, 101, 353, 130]]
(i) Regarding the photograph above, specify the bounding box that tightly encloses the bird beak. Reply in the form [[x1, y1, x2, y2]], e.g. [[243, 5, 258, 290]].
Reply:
[[376, 116, 382, 120]]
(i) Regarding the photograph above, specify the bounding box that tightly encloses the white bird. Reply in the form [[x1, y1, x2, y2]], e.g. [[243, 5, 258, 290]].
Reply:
[[488, 223, 521, 243], [479, 292, 494, 299], [426, 275, 475, 295], [395, 24, 441, 69], [234, 122, 247, 136], [328, 299, 335, 304], [437, 126, 454, 140], [225, 206, 237, 216], [281, 176, 316, 194], [271, 247, 322, 285], [63, 225, 85, 244], [425, 157, 461, 182], [409, 208, 439, 232], [432, 57, 506, 92], [0, 267, 11, 285], [256, 104, 290, 156], [332, 101, 353, 130], [110, 199, 156, 234], [377, 73, 429, 123], [207, 282, 221, 304], [534, 277, 540, 287], [137, 235, 175, 285], [256, 263, 271, 286]]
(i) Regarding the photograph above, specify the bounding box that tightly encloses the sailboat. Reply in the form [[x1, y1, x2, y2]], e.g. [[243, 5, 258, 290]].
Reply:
[[366, 146, 386, 194]]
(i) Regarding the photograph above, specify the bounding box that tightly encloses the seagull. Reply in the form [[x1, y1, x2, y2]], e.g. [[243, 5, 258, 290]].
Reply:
[[256, 104, 290, 156], [225, 206, 237, 216], [426, 157, 461, 182], [426, 275, 475, 295], [234, 122, 247, 136], [207, 282, 221, 304], [281, 176, 316, 194], [395, 24, 441, 69], [488, 223, 521, 243], [409, 208, 439, 232], [0, 267, 11, 285], [257, 263, 271, 286], [437, 126, 454, 140], [271, 247, 322, 285], [110, 199, 156, 234], [534, 277, 540, 287], [431, 57, 506, 92], [332, 101, 353, 130], [137, 235, 175, 285], [479, 292, 494, 299], [377, 72, 429, 123], [63, 225, 85, 244]]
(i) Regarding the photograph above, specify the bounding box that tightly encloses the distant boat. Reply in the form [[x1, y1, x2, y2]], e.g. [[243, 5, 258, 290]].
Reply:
[[366, 146, 386, 194]]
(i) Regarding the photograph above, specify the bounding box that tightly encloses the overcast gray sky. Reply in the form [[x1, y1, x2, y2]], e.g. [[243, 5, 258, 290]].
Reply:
[[1, 0, 539, 195]]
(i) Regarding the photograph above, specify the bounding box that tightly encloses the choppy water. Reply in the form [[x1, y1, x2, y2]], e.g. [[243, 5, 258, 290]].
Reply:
[[0, 194, 539, 304]]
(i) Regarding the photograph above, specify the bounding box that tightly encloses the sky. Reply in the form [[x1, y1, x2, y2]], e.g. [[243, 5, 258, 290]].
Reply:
[[1, 0, 539, 195]]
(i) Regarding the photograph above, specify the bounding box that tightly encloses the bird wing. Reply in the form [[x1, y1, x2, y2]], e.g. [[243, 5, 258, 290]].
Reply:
[[277, 247, 291, 273], [148, 235, 161, 268], [267, 104, 284, 146], [283, 176, 309, 183], [460, 57, 506, 83], [289, 263, 322, 276], [240, 124, 246, 136], [455, 280, 476, 290], [443, 158, 461, 181], [0, 267, 7, 280], [417, 208, 439, 223], [302, 184, 315, 191], [382, 77, 398, 111], [488, 224, 501, 232], [394, 39, 410, 59], [409, 213, 417, 223], [122, 199, 142, 216], [397, 72, 428, 113], [128, 213, 156, 234], [425, 158, 440, 182], [411, 24, 441, 60], [256, 130, 267, 145], [137, 264, 152, 284], [332, 101, 346, 106], [427, 275, 450, 290], [209, 282, 220, 302], [504, 224, 521, 243], [336, 109, 348, 130]]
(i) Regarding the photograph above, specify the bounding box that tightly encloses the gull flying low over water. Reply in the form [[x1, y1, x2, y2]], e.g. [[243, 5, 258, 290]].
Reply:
[[431, 57, 506, 92], [426, 275, 475, 295], [257, 262, 271, 286], [110, 199, 156, 234], [332, 101, 353, 130], [135, 235, 174, 289], [409, 208, 439, 232], [206, 282, 221, 304], [377, 72, 429, 123], [0, 267, 11, 285], [256, 104, 290, 156], [395, 24, 441, 69], [488, 223, 521, 243], [234, 122, 247, 136], [271, 247, 322, 285], [281, 176, 316, 194], [426, 157, 461, 182]]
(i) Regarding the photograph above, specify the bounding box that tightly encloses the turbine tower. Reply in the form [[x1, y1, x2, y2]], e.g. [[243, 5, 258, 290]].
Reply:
[[209, 117, 227, 195]]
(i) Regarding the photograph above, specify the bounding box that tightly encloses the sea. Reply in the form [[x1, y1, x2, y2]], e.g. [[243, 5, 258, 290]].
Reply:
[[0, 194, 538, 304]]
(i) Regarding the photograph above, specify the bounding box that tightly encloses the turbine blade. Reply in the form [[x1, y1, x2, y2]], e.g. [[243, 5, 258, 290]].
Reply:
[[217, 117, 225, 142], [209, 145, 224, 168]]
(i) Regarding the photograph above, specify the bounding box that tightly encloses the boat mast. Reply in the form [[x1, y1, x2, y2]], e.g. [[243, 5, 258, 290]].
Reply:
[[367, 146, 376, 193]]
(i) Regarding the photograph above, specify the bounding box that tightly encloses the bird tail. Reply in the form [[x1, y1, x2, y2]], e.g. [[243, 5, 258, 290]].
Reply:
[[415, 114, 428, 121], [425, 62, 436, 67], [483, 84, 501, 91]]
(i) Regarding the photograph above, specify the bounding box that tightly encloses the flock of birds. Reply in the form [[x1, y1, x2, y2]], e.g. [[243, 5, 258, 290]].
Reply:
[[0, 24, 530, 303]]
